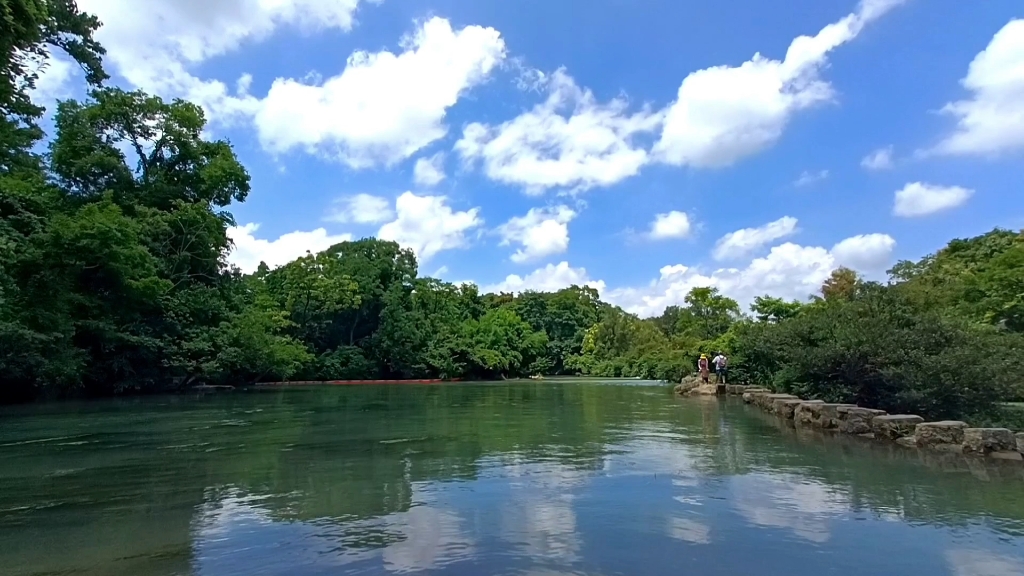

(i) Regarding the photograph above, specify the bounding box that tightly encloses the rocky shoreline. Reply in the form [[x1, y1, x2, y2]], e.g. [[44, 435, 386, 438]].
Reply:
[[674, 379, 1024, 461]]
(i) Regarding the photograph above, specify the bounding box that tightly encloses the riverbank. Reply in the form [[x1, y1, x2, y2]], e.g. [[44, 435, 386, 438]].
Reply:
[[677, 382, 1024, 462], [255, 378, 459, 386]]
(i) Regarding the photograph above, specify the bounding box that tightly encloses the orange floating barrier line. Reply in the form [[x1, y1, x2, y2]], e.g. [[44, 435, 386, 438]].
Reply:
[[255, 378, 461, 386]]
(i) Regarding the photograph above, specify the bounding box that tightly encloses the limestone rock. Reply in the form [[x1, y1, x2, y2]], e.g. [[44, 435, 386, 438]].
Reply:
[[790, 401, 856, 428], [871, 415, 924, 440], [773, 399, 806, 419], [808, 403, 857, 429], [675, 376, 702, 395], [895, 437, 918, 448], [687, 383, 719, 396], [963, 428, 1016, 455], [793, 400, 825, 425], [757, 393, 798, 410], [741, 389, 769, 403], [915, 421, 968, 448], [1016, 432, 1024, 454], [934, 443, 965, 454], [989, 451, 1023, 462], [726, 384, 749, 395], [837, 406, 887, 435]]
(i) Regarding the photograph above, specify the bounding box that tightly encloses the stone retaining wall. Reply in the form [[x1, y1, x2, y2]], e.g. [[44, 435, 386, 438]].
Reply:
[[697, 384, 1024, 462]]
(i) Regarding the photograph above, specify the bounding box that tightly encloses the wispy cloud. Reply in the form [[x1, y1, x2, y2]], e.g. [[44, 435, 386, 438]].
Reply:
[[861, 146, 894, 170], [793, 170, 829, 187]]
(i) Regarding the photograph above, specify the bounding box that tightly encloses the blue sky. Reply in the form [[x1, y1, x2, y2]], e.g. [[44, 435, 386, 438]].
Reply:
[[37, 0, 1024, 316]]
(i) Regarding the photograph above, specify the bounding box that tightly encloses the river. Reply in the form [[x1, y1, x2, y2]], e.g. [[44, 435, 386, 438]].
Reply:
[[1, 379, 1023, 576]]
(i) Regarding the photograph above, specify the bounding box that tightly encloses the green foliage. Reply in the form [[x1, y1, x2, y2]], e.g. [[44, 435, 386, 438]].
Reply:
[[310, 346, 376, 380], [462, 307, 548, 378], [563, 227, 1024, 423], [2, 5, 1022, 426], [750, 296, 805, 323], [566, 307, 695, 381], [653, 287, 740, 342], [732, 273, 1024, 421], [266, 251, 361, 351], [889, 229, 1024, 332], [511, 286, 604, 372], [821, 267, 860, 301], [203, 288, 311, 384], [1, 0, 105, 172]]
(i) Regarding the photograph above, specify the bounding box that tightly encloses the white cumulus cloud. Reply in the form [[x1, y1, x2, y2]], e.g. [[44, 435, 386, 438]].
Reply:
[[929, 20, 1024, 156], [496, 206, 577, 263], [712, 216, 799, 260], [649, 211, 693, 240], [78, 0, 369, 123], [481, 230, 896, 316], [325, 193, 394, 224], [256, 17, 506, 167], [78, 3, 506, 167], [482, 262, 605, 294], [830, 233, 897, 270], [606, 232, 896, 317], [227, 223, 352, 273], [413, 152, 447, 187], [455, 69, 662, 194], [378, 192, 483, 262], [653, 0, 906, 168], [893, 182, 974, 217], [605, 246, 832, 317], [861, 146, 894, 170]]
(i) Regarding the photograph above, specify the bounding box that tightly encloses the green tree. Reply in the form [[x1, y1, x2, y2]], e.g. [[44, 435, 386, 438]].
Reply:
[[890, 229, 1024, 332], [204, 288, 311, 384], [1, 0, 105, 171], [463, 308, 548, 379], [682, 287, 740, 340], [734, 282, 1024, 420], [821, 267, 859, 301], [750, 296, 804, 323], [506, 286, 604, 373], [322, 239, 417, 348], [268, 251, 361, 350]]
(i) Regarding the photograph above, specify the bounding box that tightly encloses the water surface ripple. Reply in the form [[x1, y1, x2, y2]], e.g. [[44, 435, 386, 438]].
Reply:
[[1, 380, 1023, 576]]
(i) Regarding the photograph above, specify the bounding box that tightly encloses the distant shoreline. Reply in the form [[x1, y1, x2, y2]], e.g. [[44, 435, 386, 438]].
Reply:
[[255, 379, 460, 386]]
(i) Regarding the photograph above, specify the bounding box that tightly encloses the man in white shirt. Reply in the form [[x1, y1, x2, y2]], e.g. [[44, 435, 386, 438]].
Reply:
[[712, 353, 728, 384]]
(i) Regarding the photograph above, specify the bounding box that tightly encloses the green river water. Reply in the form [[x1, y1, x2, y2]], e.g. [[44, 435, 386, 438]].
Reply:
[[1, 379, 1022, 576]]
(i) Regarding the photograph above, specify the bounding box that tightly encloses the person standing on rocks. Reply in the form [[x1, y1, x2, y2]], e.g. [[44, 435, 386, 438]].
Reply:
[[697, 354, 710, 383], [713, 352, 728, 384]]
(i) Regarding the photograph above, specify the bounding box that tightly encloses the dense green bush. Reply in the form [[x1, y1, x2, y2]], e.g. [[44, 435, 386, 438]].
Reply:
[[733, 283, 1024, 421]]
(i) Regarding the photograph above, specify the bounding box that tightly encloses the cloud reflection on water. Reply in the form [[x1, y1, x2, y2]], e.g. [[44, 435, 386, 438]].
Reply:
[[731, 473, 850, 543], [946, 549, 1024, 576], [667, 517, 712, 544], [193, 486, 475, 574], [382, 502, 475, 573], [498, 458, 588, 562]]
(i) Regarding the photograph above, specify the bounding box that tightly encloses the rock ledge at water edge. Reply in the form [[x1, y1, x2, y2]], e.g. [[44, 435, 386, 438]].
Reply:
[[697, 387, 1024, 463]]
